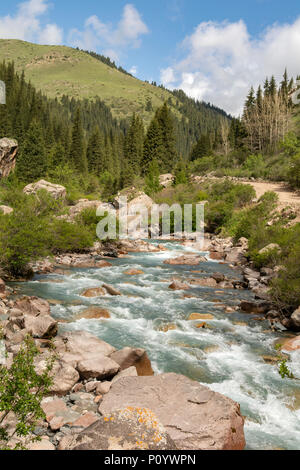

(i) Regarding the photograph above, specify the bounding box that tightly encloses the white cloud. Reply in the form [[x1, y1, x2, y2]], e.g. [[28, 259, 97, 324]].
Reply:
[[0, 0, 63, 44], [129, 65, 138, 75], [161, 18, 300, 116], [68, 3, 149, 61]]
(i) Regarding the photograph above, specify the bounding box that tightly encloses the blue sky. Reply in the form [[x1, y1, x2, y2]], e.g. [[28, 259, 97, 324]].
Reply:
[[0, 0, 300, 114]]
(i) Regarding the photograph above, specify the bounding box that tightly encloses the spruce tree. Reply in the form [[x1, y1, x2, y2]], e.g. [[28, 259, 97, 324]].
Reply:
[[87, 126, 104, 174], [69, 108, 88, 173], [190, 134, 211, 161], [16, 120, 48, 182], [155, 103, 177, 171]]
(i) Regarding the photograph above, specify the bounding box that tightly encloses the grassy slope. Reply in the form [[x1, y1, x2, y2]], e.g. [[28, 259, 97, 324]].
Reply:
[[0, 39, 181, 124]]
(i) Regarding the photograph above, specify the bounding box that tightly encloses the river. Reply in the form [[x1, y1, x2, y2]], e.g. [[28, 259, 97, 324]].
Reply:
[[12, 240, 300, 450]]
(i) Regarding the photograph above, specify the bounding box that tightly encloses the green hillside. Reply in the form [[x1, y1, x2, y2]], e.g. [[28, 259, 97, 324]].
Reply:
[[0, 39, 184, 124]]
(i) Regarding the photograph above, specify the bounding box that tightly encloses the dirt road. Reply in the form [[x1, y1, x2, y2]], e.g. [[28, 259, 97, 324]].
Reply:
[[246, 181, 300, 208]]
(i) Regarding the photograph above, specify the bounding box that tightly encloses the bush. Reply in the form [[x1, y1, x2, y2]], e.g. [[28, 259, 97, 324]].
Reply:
[[0, 337, 55, 450]]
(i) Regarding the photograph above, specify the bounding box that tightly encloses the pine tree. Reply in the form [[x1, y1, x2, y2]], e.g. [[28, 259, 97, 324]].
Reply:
[[155, 103, 177, 171], [86, 126, 104, 174], [142, 117, 164, 173], [174, 160, 188, 185], [16, 120, 48, 182], [69, 108, 88, 173], [145, 159, 160, 194], [190, 134, 211, 161]]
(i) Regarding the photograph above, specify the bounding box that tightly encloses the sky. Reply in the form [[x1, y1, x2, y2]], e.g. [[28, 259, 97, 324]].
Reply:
[[0, 0, 300, 115]]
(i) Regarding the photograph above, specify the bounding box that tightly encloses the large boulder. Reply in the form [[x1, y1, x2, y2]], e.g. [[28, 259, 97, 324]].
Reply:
[[0, 205, 13, 215], [290, 307, 300, 332], [23, 179, 66, 200], [0, 138, 18, 178], [60, 408, 176, 451], [23, 314, 58, 339], [77, 355, 120, 380], [164, 255, 207, 266], [110, 347, 154, 376], [13, 297, 51, 317], [282, 335, 300, 352], [53, 331, 116, 368], [69, 199, 104, 219], [159, 173, 174, 188], [99, 373, 245, 450], [36, 358, 80, 396]]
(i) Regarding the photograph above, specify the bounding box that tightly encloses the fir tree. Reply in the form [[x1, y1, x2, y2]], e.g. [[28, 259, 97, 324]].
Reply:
[[69, 108, 88, 173], [16, 120, 48, 182]]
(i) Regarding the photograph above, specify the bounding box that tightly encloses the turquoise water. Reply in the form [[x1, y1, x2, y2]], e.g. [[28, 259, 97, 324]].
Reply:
[[13, 241, 300, 450]]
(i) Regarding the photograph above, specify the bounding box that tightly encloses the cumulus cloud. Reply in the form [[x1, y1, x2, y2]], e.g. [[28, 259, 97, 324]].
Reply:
[[161, 18, 300, 116], [0, 0, 63, 44], [129, 65, 138, 75], [68, 3, 149, 61]]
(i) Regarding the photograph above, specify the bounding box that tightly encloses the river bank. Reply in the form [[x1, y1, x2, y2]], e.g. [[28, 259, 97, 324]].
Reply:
[[1, 238, 299, 450]]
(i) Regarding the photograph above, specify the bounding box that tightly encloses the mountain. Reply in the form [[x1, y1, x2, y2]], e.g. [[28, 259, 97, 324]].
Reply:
[[0, 39, 229, 128]]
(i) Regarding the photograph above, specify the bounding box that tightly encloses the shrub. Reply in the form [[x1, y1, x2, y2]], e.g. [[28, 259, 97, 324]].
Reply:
[[0, 337, 55, 450]]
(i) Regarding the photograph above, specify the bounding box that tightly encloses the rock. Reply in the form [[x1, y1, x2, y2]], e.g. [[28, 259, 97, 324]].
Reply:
[[168, 281, 190, 291], [69, 199, 103, 219], [225, 248, 246, 265], [81, 287, 106, 298], [99, 373, 245, 450], [14, 296, 51, 317], [76, 307, 110, 320], [240, 300, 269, 314], [23, 179, 66, 199], [243, 268, 260, 280], [85, 381, 97, 393], [110, 347, 154, 376], [72, 258, 112, 269], [164, 256, 206, 266], [124, 269, 144, 275], [0, 278, 5, 294], [112, 366, 138, 383], [77, 355, 120, 380], [290, 307, 300, 332], [24, 314, 58, 339], [159, 173, 174, 188], [212, 273, 225, 283], [102, 284, 121, 296], [0, 205, 13, 215], [96, 381, 112, 395], [188, 313, 214, 321], [209, 251, 224, 260], [0, 138, 18, 178], [189, 278, 217, 288], [158, 323, 177, 333], [260, 267, 274, 277], [37, 360, 80, 396], [282, 335, 300, 351], [62, 408, 176, 450], [41, 398, 68, 421], [28, 439, 56, 451], [53, 331, 116, 367], [259, 243, 281, 255], [71, 412, 99, 429]]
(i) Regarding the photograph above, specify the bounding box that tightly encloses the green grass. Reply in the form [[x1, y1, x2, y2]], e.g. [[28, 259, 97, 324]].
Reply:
[[0, 39, 181, 124]]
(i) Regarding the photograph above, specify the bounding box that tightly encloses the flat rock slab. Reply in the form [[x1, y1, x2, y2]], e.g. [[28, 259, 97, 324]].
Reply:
[[61, 408, 176, 451], [164, 256, 207, 266], [99, 373, 245, 451]]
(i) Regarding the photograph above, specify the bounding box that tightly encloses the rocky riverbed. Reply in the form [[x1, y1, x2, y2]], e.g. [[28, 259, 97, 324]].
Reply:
[[1, 237, 300, 450]]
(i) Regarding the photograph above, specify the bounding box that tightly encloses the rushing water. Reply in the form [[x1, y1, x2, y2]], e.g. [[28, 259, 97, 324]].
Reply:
[[12, 241, 300, 450]]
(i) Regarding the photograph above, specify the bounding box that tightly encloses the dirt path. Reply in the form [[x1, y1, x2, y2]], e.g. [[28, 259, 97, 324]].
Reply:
[[246, 181, 300, 207]]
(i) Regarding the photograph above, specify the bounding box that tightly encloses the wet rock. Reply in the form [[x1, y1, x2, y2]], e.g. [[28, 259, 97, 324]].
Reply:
[[124, 269, 144, 275], [168, 281, 190, 291], [158, 323, 177, 333], [60, 408, 176, 451], [209, 252, 224, 260], [188, 313, 214, 321], [240, 300, 270, 314], [76, 307, 110, 320], [102, 284, 122, 296], [99, 373, 245, 450], [282, 336, 300, 352], [189, 278, 217, 288], [164, 255, 207, 266], [110, 347, 154, 377], [81, 287, 106, 298], [23, 179, 66, 200], [212, 273, 225, 283]]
